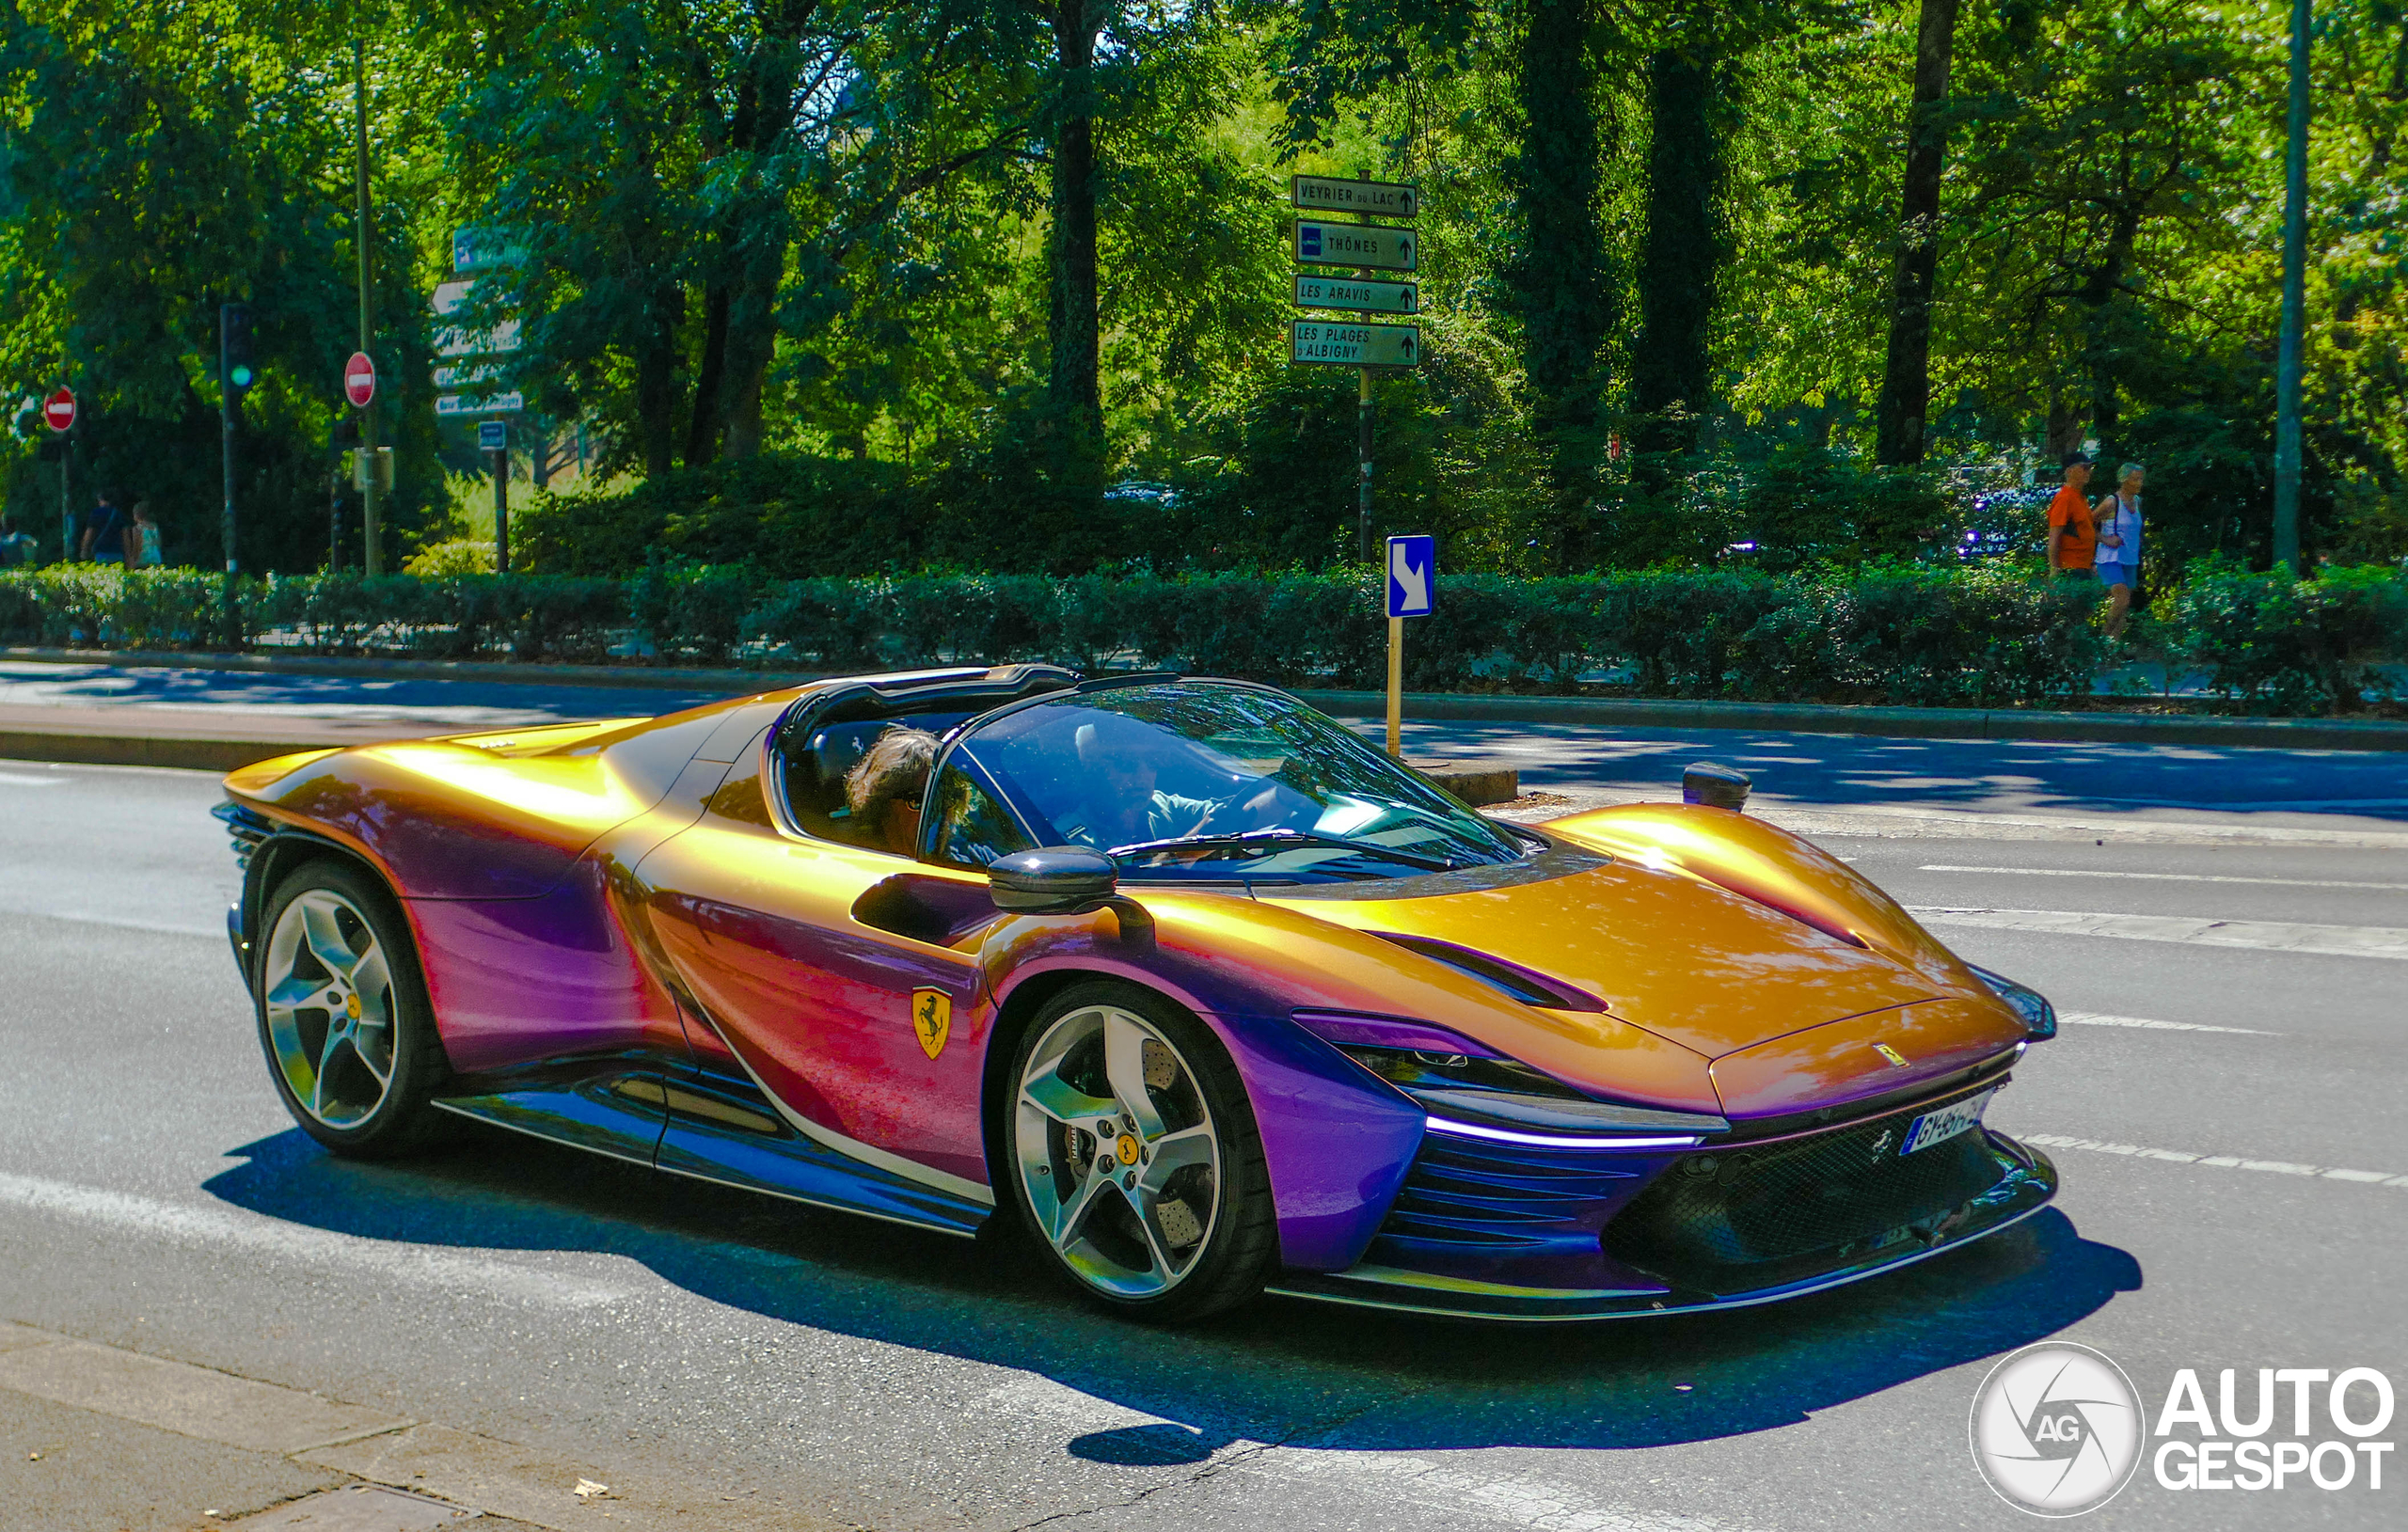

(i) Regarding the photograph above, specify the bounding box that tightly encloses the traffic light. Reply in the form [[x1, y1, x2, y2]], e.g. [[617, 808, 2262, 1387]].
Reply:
[[221, 303, 255, 402]]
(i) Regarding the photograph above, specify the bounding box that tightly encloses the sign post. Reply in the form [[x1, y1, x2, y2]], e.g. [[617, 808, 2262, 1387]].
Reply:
[[1385, 534, 1434, 758], [479, 419, 510, 574], [42, 387, 72, 562], [353, 38, 382, 575], [1285, 176, 1419, 570]]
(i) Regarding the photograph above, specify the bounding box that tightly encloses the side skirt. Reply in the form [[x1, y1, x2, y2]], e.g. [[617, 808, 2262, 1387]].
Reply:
[[432, 1054, 991, 1240]]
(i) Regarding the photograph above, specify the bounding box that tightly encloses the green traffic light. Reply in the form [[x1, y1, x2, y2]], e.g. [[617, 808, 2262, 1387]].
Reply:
[[230, 365, 254, 387]]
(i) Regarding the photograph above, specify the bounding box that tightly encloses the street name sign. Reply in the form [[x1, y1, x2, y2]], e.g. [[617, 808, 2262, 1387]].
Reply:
[[436, 391, 525, 418], [1386, 534, 1434, 618], [1294, 222, 1417, 271], [1291, 319, 1419, 368], [433, 362, 502, 390], [452, 228, 529, 274], [343, 353, 376, 408], [1291, 176, 1418, 220], [41, 387, 74, 432], [1292, 274, 1417, 315], [435, 318, 523, 357]]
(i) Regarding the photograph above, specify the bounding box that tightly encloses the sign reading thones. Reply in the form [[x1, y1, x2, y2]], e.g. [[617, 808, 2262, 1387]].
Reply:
[[1294, 222, 1417, 271], [343, 353, 376, 408], [1291, 319, 1419, 369], [41, 387, 74, 433], [1291, 175, 1418, 220], [452, 229, 529, 274], [1386, 535, 1435, 619], [1293, 274, 1417, 315]]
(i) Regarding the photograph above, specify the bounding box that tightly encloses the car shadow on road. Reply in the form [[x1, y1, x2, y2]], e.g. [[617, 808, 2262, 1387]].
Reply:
[[203, 1122, 2142, 1455]]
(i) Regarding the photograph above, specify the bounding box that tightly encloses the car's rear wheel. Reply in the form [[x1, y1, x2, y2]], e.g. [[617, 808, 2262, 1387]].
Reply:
[[1006, 981, 1275, 1322], [254, 860, 450, 1157]]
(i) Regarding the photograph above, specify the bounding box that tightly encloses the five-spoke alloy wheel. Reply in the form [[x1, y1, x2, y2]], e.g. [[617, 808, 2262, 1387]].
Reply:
[[1006, 981, 1274, 1321], [254, 860, 448, 1155]]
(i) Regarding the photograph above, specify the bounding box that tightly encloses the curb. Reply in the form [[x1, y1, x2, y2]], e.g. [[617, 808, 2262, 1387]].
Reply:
[[0, 727, 336, 773], [6, 646, 2403, 751]]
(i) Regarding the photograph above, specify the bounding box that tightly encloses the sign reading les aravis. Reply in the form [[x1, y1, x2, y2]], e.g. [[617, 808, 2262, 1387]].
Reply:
[[1291, 175, 1418, 220], [1291, 320, 1418, 368], [1293, 274, 1417, 315]]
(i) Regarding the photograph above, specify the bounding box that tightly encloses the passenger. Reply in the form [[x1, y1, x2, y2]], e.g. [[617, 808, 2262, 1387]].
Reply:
[[844, 727, 940, 856]]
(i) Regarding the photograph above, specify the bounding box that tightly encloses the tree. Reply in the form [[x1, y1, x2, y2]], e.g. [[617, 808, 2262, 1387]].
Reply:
[[1630, 6, 1739, 452], [1872, 0, 1961, 465]]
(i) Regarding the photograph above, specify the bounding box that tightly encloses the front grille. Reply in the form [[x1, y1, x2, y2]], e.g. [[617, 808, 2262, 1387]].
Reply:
[[1373, 1132, 1653, 1255], [211, 800, 270, 869], [1603, 1090, 2007, 1292]]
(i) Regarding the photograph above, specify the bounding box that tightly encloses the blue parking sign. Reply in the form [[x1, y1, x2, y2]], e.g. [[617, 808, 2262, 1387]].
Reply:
[[1386, 535, 1434, 618]]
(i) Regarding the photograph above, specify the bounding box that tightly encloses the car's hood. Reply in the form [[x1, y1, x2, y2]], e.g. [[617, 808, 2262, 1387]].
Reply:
[[1262, 849, 1944, 1061]]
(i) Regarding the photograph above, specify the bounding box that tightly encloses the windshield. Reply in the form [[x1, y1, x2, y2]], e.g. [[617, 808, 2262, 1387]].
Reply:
[[941, 683, 1528, 882]]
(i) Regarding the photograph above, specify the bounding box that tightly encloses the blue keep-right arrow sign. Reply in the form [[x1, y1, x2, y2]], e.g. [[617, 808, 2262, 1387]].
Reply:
[[1386, 535, 1434, 618]]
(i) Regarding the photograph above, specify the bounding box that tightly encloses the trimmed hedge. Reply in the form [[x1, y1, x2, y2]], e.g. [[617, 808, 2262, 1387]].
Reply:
[[4, 561, 2402, 713]]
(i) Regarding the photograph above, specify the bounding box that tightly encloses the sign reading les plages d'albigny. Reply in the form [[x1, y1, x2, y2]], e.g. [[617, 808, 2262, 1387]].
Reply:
[[1291, 319, 1419, 368]]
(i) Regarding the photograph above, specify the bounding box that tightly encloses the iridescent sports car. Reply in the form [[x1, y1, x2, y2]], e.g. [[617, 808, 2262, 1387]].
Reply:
[[215, 670, 2057, 1323]]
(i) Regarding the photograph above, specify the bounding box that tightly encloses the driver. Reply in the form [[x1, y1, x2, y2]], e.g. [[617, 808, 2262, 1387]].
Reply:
[[1069, 713, 1278, 849], [844, 727, 940, 855]]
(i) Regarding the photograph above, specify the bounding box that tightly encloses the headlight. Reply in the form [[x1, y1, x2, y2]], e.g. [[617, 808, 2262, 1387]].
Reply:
[[1292, 1010, 1728, 1148], [1968, 964, 2056, 1040]]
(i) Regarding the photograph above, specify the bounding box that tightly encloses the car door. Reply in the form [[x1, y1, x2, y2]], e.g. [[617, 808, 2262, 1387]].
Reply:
[[632, 738, 998, 1195]]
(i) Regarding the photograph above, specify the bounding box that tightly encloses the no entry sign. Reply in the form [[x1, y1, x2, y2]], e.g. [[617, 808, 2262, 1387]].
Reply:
[[343, 353, 376, 408], [41, 387, 74, 433]]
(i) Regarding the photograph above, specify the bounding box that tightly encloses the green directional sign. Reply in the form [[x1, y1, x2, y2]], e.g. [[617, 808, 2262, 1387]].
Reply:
[[1293, 274, 1418, 315], [1291, 175, 1418, 220], [1291, 319, 1420, 369], [1294, 221, 1417, 272]]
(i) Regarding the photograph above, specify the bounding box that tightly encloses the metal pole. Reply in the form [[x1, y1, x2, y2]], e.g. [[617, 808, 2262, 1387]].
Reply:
[[1385, 614, 1403, 758], [219, 305, 239, 649], [1357, 366, 1373, 564], [57, 436, 69, 564], [493, 445, 510, 575], [2273, 0, 2311, 572], [329, 457, 343, 572], [355, 37, 382, 576]]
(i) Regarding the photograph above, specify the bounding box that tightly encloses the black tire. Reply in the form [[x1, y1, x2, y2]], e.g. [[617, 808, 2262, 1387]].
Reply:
[[252, 859, 452, 1158], [1000, 979, 1276, 1323]]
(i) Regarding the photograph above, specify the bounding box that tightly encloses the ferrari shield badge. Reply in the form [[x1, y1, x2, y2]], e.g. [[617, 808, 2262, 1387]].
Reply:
[[911, 988, 952, 1061]]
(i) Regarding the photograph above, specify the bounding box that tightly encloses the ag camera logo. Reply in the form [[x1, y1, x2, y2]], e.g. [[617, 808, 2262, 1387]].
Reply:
[[1970, 1343, 2145, 1516]]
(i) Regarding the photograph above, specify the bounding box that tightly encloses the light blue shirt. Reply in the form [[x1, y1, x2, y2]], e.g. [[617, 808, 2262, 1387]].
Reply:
[[2095, 495, 2140, 567]]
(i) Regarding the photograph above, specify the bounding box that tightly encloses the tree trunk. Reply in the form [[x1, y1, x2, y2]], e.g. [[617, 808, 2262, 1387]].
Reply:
[[1046, 2, 1104, 443], [1511, 0, 1612, 568], [636, 285, 686, 478], [684, 280, 731, 467], [1873, 0, 1961, 466], [1632, 41, 1731, 452]]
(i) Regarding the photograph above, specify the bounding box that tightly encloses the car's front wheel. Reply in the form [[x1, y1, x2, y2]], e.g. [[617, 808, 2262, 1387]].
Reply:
[[1006, 981, 1275, 1322], [253, 859, 450, 1157]]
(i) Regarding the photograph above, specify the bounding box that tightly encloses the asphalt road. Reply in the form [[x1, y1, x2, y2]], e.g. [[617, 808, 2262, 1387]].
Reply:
[[1, 737, 2402, 1531]]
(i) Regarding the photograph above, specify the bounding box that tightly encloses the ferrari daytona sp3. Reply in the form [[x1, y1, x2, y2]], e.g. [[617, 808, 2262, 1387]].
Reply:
[[216, 669, 2058, 1322]]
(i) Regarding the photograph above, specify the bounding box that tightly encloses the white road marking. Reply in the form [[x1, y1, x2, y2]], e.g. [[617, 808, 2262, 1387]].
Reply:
[[1920, 863, 2408, 892], [2057, 1011, 2278, 1035], [0, 770, 63, 786], [2020, 1134, 2408, 1187], [983, 1374, 1746, 1532], [0, 1170, 632, 1309], [1909, 907, 2408, 961]]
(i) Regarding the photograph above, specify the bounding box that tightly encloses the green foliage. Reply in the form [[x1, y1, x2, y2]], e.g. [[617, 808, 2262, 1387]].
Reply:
[[2166, 559, 2408, 714]]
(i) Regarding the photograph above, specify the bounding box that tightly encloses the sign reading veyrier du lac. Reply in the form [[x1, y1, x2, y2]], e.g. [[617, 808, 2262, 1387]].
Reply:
[[1292, 273, 1417, 315], [1291, 175, 1419, 220], [1291, 319, 1419, 368], [1294, 221, 1417, 272]]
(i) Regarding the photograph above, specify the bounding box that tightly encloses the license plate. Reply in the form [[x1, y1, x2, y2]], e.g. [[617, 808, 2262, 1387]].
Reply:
[[1900, 1088, 1995, 1156]]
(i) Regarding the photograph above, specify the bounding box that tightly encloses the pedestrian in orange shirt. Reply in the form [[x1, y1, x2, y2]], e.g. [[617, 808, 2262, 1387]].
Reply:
[[2045, 454, 2097, 580]]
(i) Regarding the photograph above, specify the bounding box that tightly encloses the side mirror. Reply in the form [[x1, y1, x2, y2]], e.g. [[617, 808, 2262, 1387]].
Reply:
[[990, 846, 1117, 914], [1682, 762, 1751, 812]]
